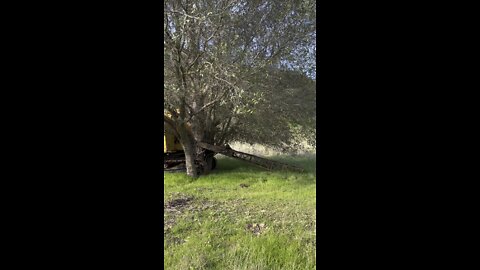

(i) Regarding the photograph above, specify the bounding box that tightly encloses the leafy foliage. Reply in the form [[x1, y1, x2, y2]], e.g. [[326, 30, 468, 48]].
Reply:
[[164, 0, 316, 153]]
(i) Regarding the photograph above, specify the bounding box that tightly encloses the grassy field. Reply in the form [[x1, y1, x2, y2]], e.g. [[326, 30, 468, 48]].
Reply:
[[164, 155, 316, 270]]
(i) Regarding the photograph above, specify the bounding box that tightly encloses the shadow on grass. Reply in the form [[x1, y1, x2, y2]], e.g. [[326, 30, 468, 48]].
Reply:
[[214, 157, 264, 172], [164, 155, 316, 187], [212, 155, 316, 178]]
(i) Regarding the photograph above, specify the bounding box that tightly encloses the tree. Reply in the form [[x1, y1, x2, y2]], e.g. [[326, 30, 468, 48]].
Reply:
[[164, 0, 316, 177]]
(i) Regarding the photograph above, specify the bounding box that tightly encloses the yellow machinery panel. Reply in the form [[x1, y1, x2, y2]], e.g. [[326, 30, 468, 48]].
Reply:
[[164, 128, 183, 153]]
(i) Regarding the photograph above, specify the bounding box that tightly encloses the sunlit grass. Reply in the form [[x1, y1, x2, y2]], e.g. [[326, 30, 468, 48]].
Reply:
[[164, 155, 316, 270]]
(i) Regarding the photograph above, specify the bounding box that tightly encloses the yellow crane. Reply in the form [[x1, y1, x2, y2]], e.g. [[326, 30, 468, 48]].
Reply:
[[163, 123, 217, 172], [163, 114, 303, 174]]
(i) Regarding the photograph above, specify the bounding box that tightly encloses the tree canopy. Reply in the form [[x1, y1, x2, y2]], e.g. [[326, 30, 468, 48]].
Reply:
[[164, 0, 316, 176]]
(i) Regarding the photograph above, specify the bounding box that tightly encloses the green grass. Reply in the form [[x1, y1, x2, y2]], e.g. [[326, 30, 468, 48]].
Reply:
[[164, 155, 316, 270]]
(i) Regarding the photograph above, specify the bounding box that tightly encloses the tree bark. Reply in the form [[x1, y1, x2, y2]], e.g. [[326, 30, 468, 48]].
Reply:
[[176, 123, 198, 178]]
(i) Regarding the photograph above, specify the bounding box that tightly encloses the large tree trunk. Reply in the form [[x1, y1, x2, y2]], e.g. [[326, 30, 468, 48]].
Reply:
[[183, 140, 198, 178], [191, 113, 217, 175], [176, 123, 198, 178]]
